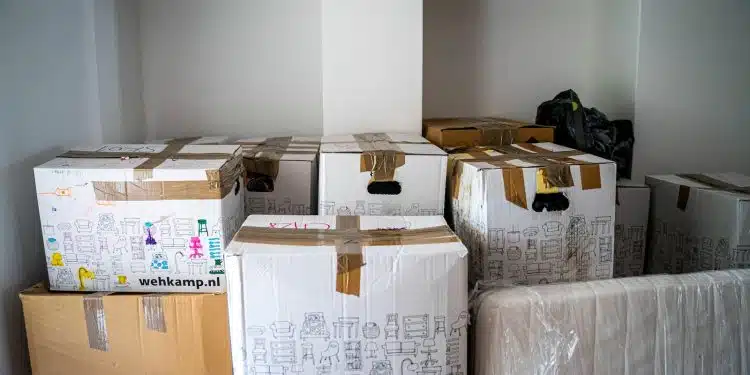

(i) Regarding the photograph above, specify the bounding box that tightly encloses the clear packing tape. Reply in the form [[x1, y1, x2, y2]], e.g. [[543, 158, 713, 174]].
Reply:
[[470, 269, 750, 375]]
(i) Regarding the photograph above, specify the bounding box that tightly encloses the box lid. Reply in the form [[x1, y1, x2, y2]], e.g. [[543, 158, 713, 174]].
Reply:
[[320, 133, 445, 155], [453, 143, 613, 171], [423, 117, 555, 146], [226, 215, 465, 256], [648, 173, 750, 200], [36, 143, 242, 172]]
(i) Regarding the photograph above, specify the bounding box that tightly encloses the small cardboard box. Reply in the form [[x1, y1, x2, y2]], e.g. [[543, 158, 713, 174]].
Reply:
[[34, 141, 246, 292], [423, 117, 555, 149], [614, 181, 650, 277], [20, 283, 231, 374], [318, 133, 447, 216], [450, 143, 616, 285], [225, 215, 469, 375], [154, 136, 321, 216], [645, 173, 750, 273], [473, 269, 750, 375]]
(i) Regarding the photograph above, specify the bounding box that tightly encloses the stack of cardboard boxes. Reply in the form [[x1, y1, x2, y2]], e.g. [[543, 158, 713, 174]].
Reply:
[[19, 118, 750, 374]]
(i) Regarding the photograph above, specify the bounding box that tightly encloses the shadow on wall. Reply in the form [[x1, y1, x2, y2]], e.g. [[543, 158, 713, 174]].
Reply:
[[0, 147, 63, 374], [423, 0, 639, 121]]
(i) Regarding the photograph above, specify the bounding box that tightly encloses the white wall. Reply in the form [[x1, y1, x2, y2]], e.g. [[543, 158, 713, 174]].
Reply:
[[140, 0, 324, 139], [423, 0, 640, 121], [321, 0, 423, 134], [0, 1, 142, 373], [632, 0, 750, 179]]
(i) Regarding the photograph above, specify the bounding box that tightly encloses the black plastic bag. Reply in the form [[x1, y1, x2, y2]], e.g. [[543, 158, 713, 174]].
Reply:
[[535, 89, 634, 179]]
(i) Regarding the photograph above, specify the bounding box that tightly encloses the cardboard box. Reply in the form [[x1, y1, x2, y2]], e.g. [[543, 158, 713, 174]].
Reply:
[[34, 141, 246, 292], [225, 215, 468, 375], [154, 136, 321, 216], [645, 173, 750, 273], [422, 117, 555, 149], [449, 143, 617, 285], [20, 283, 231, 374], [614, 180, 650, 277], [318, 133, 447, 216], [473, 269, 750, 375]]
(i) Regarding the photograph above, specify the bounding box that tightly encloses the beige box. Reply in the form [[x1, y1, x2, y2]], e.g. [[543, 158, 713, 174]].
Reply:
[[20, 283, 231, 374], [449, 143, 617, 285], [423, 117, 554, 149], [646, 173, 750, 273], [614, 180, 650, 277], [473, 269, 750, 375]]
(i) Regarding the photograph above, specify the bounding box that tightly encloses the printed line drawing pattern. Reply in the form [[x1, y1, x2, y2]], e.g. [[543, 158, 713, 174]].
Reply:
[[343, 341, 363, 370], [252, 338, 267, 364], [382, 341, 418, 356], [507, 230, 521, 244], [131, 262, 147, 273], [57, 222, 72, 232], [488, 229, 504, 255], [248, 198, 266, 214], [75, 219, 93, 233], [362, 322, 380, 339], [43, 225, 55, 236], [271, 340, 296, 365], [541, 239, 562, 261], [599, 237, 614, 262], [420, 338, 439, 368], [319, 341, 339, 366], [369, 360, 393, 375], [507, 246, 521, 261], [365, 342, 379, 359], [488, 260, 503, 280], [247, 326, 266, 336], [333, 317, 359, 339], [450, 312, 469, 337], [301, 312, 330, 340], [187, 259, 207, 275], [525, 239, 538, 261], [523, 227, 539, 237], [55, 268, 76, 287], [130, 236, 145, 260], [76, 235, 95, 253], [270, 321, 296, 339], [433, 316, 446, 338], [159, 221, 172, 237], [403, 315, 429, 339], [589, 216, 612, 236], [174, 218, 194, 236], [542, 221, 562, 237], [384, 313, 399, 340], [150, 252, 169, 272], [320, 201, 335, 215], [302, 341, 315, 366], [97, 213, 117, 233], [445, 338, 460, 366], [63, 233, 74, 253]]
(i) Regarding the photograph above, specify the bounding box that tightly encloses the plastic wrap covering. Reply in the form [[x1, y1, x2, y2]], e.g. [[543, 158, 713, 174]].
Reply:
[[472, 269, 750, 375]]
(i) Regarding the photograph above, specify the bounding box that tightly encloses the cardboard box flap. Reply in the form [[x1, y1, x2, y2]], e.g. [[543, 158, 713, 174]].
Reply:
[[423, 117, 555, 146], [226, 215, 465, 297], [237, 136, 320, 162]]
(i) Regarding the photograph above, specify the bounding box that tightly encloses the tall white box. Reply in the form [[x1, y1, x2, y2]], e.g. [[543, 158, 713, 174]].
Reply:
[[614, 181, 650, 277], [225, 215, 468, 375], [154, 136, 320, 216], [646, 173, 750, 273], [318, 133, 447, 216], [450, 143, 617, 285], [34, 142, 245, 292]]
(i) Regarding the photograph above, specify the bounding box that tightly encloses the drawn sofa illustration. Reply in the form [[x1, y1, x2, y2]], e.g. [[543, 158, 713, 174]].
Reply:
[[382, 341, 418, 356], [270, 321, 295, 339]]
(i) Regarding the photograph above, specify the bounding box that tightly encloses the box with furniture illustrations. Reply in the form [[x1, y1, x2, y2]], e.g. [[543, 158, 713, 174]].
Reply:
[[34, 141, 246, 292], [423, 117, 555, 149], [614, 181, 650, 277], [154, 136, 321, 216], [318, 133, 447, 216], [473, 269, 750, 375], [449, 143, 617, 285], [225, 215, 468, 375], [645, 173, 750, 274], [20, 283, 231, 374]]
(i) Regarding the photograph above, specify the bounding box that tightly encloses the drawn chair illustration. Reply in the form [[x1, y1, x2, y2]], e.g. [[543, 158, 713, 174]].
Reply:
[[270, 321, 295, 339], [251, 365, 286, 375], [450, 312, 469, 337], [319, 341, 340, 366]]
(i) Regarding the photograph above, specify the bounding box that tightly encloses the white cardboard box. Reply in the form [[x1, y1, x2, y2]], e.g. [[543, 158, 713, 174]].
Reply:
[[450, 143, 617, 285], [614, 180, 650, 277], [318, 133, 447, 216], [154, 136, 320, 216], [473, 269, 750, 375], [34, 143, 246, 292], [225, 215, 468, 375], [645, 173, 750, 273]]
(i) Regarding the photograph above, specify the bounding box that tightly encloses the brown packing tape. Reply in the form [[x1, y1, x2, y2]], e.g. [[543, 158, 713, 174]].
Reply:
[[503, 168, 528, 209], [242, 137, 293, 180], [232, 218, 460, 296], [354, 133, 406, 182], [336, 216, 364, 296], [59, 138, 242, 200], [142, 294, 167, 333], [83, 292, 111, 351], [475, 124, 519, 146], [579, 164, 602, 190]]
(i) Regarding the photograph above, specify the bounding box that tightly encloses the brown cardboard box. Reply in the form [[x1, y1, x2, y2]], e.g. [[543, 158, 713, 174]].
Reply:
[[423, 117, 555, 149], [20, 283, 231, 375]]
